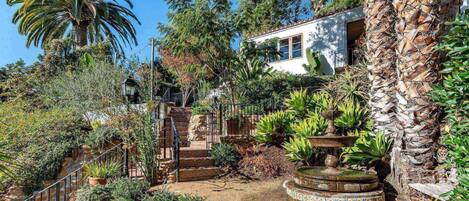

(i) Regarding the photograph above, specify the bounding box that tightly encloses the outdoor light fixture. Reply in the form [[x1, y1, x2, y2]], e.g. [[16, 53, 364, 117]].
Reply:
[[121, 75, 139, 103]]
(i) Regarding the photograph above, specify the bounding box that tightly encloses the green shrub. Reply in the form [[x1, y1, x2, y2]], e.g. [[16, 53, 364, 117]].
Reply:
[[342, 132, 392, 166], [283, 137, 314, 165], [75, 185, 112, 201], [133, 112, 160, 185], [335, 99, 368, 133], [83, 161, 121, 178], [85, 126, 121, 149], [255, 111, 294, 144], [285, 89, 313, 119], [0, 101, 85, 193], [191, 101, 212, 115], [210, 143, 241, 168], [143, 191, 206, 201], [291, 113, 327, 138], [429, 12, 469, 200], [42, 61, 125, 115], [107, 178, 149, 201], [238, 72, 328, 106]]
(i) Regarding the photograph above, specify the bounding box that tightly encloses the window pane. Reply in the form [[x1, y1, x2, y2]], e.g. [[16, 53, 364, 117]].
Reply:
[[292, 49, 302, 58], [279, 46, 289, 60], [279, 39, 289, 60], [292, 36, 302, 58], [292, 35, 301, 44], [280, 39, 289, 47]]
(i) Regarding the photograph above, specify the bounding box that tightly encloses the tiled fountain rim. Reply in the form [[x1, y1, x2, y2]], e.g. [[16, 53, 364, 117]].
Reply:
[[283, 180, 385, 201]]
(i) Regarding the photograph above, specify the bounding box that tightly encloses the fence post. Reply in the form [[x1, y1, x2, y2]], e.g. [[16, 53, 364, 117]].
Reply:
[[218, 103, 223, 137], [122, 144, 129, 177]]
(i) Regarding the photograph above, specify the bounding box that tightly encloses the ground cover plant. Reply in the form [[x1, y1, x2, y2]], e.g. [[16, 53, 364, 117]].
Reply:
[[211, 143, 242, 168], [429, 11, 469, 201]]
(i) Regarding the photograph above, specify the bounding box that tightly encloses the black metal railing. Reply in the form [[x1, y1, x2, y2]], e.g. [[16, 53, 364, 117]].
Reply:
[[24, 143, 140, 201], [170, 117, 180, 182]]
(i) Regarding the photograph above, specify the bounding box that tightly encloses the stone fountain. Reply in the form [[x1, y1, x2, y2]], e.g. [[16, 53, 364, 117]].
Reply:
[[284, 110, 385, 201]]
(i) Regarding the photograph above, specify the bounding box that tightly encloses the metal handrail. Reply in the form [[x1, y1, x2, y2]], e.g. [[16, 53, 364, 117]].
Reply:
[[24, 143, 128, 201], [170, 117, 180, 182]]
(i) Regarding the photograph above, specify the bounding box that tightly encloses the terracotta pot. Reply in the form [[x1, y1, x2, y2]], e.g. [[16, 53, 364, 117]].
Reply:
[[88, 177, 107, 186]]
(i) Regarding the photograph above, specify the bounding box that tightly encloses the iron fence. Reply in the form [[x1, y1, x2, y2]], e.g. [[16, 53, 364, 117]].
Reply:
[[24, 143, 141, 201]]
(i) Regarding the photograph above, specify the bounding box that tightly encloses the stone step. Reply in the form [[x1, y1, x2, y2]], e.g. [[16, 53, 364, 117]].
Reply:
[[170, 167, 221, 182], [180, 149, 209, 158], [179, 157, 215, 168]]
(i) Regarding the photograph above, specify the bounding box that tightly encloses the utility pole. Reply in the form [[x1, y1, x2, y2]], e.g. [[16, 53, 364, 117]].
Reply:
[[150, 38, 155, 101]]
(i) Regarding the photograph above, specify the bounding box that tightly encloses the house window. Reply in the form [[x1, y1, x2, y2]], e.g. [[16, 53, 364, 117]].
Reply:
[[292, 35, 302, 58], [279, 39, 290, 61], [275, 35, 303, 61]]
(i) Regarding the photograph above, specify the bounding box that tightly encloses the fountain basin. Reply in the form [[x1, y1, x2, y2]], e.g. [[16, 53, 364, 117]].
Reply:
[[284, 180, 384, 201], [293, 167, 379, 192], [307, 136, 358, 148]]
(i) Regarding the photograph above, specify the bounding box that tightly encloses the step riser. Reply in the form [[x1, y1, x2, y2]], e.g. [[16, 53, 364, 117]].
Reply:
[[180, 158, 214, 168], [180, 150, 209, 158], [170, 168, 221, 182]]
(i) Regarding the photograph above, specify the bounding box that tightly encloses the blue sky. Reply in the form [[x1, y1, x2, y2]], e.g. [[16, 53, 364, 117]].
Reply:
[[0, 1, 169, 67]]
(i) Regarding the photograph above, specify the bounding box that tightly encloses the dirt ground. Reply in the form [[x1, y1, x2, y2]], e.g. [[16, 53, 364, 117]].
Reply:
[[149, 177, 289, 201]]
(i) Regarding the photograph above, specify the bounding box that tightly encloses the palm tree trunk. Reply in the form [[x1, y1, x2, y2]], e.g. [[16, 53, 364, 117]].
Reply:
[[364, 0, 400, 196], [365, 0, 397, 140], [393, 0, 460, 199], [75, 23, 89, 48]]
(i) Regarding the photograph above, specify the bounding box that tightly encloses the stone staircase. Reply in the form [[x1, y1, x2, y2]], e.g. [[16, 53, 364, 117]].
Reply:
[[172, 149, 221, 182], [161, 107, 222, 183], [169, 107, 191, 147]]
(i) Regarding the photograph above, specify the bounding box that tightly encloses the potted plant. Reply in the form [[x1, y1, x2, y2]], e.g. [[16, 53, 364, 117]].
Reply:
[[83, 161, 120, 186], [225, 113, 244, 135]]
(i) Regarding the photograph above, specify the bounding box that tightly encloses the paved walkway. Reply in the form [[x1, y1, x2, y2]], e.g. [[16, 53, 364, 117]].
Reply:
[[149, 177, 288, 201]]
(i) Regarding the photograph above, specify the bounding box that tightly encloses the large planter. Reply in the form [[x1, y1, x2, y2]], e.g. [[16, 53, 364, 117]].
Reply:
[[88, 177, 107, 186]]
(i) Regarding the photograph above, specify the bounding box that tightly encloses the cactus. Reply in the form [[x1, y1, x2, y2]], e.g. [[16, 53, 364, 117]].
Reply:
[[302, 48, 321, 75]]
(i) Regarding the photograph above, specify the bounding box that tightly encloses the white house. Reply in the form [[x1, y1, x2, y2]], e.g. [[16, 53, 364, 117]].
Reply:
[[249, 7, 365, 75]]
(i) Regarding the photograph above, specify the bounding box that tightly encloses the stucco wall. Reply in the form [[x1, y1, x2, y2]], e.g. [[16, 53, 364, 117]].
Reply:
[[250, 7, 364, 75]]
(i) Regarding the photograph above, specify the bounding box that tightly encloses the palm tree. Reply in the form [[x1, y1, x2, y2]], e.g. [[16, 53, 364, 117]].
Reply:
[[364, 0, 400, 194], [7, 0, 140, 53], [365, 0, 397, 138], [393, 0, 461, 198]]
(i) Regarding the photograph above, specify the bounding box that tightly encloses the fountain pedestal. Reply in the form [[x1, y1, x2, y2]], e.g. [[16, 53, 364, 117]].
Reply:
[[284, 110, 384, 201]]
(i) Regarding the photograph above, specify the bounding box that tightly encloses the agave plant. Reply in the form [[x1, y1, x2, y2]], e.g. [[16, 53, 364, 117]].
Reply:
[[310, 91, 333, 113], [83, 160, 120, 179], [342, 132, 393, 166], [283, 137, 314, 165], [285, 89, 313, 119], [292, 113, 327, 138], [255, 111, 294, 145], [335, 99, 368, 132]]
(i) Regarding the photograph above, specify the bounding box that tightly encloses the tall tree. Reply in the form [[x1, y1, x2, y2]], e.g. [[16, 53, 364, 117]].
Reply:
[[364, 0, 399, 193], [7, 0, 140, 53], [236, 0, 308, 36], [393, 0, 461, 198]]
